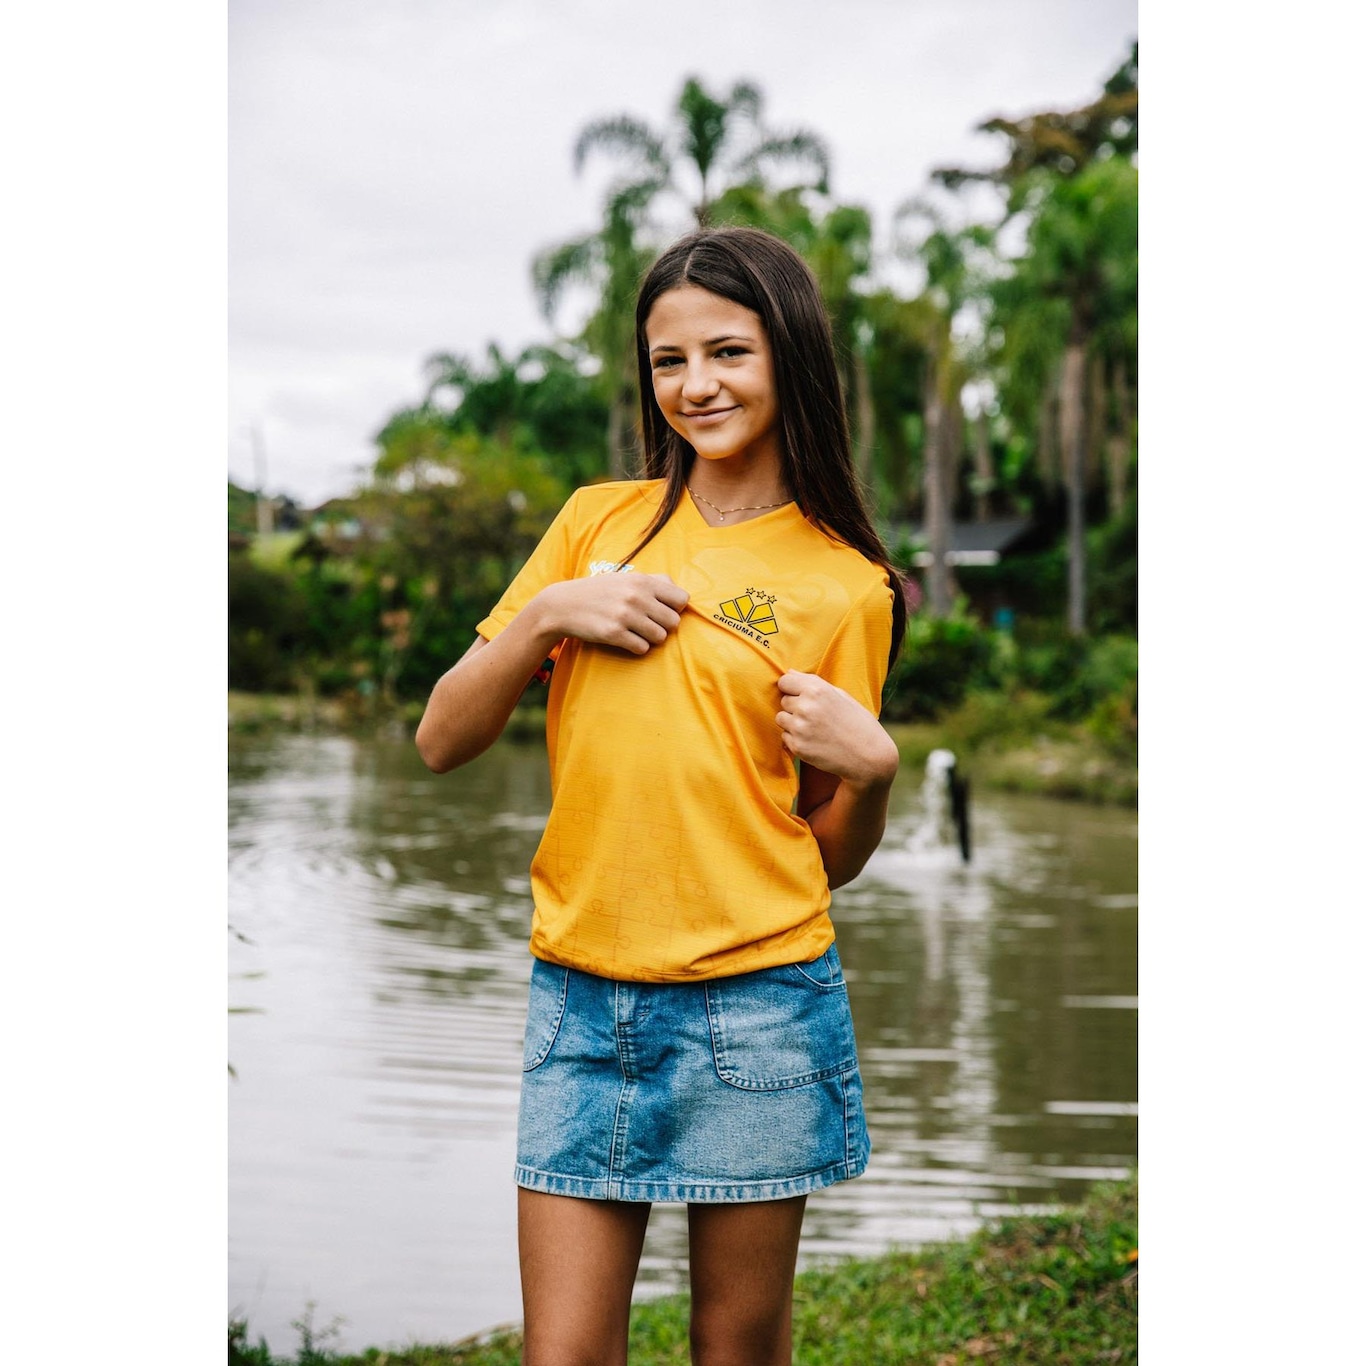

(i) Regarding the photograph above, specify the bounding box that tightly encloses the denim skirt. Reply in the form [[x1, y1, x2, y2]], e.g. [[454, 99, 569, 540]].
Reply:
[[514, 942, 870, 1203]]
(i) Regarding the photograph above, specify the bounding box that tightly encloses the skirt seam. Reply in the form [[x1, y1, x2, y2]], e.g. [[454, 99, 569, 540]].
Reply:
[[514, 1151, 866, 1204]]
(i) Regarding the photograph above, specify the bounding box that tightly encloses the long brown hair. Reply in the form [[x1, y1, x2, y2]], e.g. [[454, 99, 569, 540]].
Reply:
[[623, 226, 907, 667]]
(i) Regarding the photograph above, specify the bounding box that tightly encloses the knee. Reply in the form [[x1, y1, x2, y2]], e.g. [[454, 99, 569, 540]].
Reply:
[[689, 1305, 790, 1366], [523, 1337, 626, 1366]]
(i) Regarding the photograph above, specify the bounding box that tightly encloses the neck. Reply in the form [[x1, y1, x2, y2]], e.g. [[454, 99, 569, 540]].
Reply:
[[687, 459, 790, 512], [686, 476, 793, 526]]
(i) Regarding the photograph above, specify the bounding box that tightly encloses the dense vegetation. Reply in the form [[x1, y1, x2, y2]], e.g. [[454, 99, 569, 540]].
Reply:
[[230, 43, 1137, 739], [229, 1174, 1137, 1365]]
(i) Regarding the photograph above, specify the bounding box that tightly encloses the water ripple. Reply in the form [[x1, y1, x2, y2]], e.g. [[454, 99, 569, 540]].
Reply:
[[230, 732, 1136, 1351]]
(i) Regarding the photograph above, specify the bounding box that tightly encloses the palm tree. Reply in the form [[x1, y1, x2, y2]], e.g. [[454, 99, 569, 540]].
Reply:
[[574, 76, 830, 230], [928, 40, 1138, 633], [531, 181, 660, 477], [535, 80, 832, 478], [859, 288, 931, 516], [704, 182, 878, 487], [918, 303, 959, 618], [892, 200, 998, 616], [804, 204, 876, 482], [997, 158, 1138, 633]]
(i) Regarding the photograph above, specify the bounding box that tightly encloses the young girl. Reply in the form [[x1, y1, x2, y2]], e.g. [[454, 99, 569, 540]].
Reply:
[[416, 226, 907, 1366]]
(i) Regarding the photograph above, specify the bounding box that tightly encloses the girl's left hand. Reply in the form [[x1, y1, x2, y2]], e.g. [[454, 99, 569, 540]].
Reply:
[[775, 671, 899, 789]]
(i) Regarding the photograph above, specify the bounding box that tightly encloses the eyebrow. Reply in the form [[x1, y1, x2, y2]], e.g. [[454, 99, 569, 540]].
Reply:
[[648, 333, 755, 355]]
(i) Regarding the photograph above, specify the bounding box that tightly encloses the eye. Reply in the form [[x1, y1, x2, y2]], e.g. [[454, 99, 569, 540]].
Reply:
[[652, 356, 682, 370], [715, 346, 748, 359]]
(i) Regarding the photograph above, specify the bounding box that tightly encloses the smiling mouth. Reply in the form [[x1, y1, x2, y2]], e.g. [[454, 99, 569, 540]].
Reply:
[[682, 406, 737, 419]]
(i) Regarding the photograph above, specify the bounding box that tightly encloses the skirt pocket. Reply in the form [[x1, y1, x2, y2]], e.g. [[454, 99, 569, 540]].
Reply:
[[522, 958, 570, 1072], [704, 947, 858, 1091]]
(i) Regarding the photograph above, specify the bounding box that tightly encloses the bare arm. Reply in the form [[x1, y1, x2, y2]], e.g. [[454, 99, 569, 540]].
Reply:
[[415, 573, 689, 773], [776, 671, 899, 889]]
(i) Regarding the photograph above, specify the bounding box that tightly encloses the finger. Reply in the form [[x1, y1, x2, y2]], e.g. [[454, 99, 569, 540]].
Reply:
[[775, 710, 792, 731], [637, 617, 669, 645], [653, 581, 691, 610], [777, 671, 813, 695], [620, 630, 653, 656], [644, 602, 683, 633], [778, 694, 802, 713]]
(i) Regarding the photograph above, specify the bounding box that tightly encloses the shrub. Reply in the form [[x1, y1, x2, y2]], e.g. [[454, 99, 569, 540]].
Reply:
[[884, 605, 1001, 721], [1085, 675, 1139, 758], [940, 688, 1058, 753], [228, 551, 309, 692], [1088, 496, 1138, 634], [1052, 633, 1139, 721], [227, 1318, 275, 1366], [226, 441, 571, 702], [1012, 619, 1089, 696]]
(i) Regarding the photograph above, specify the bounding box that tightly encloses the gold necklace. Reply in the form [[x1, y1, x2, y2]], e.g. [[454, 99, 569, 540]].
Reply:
[[688, 486, 792, 523]]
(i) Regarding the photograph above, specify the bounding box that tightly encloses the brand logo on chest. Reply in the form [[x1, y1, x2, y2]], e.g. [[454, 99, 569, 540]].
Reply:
[[715, 588, 780, 648]]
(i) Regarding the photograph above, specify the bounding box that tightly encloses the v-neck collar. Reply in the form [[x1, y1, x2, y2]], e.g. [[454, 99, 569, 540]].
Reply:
[[678, 489, 805, 535]]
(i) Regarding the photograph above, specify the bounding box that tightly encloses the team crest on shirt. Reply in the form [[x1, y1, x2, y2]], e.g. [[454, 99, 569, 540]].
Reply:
[[589, 560, 634, 576], [715, 588, 780, 647]]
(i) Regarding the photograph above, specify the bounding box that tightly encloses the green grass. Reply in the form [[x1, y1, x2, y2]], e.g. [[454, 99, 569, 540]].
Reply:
[[228, 691, 345, 732], [886, 690, 1137, 808], [227, 692, 548, 741], [230, 1175, 1136, 1365], [968, 737, 1138, 807], [248, 531, 308, 572]]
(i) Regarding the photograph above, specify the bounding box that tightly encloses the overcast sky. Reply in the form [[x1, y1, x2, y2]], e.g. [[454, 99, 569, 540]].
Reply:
[[229, 0, 1136, 505]]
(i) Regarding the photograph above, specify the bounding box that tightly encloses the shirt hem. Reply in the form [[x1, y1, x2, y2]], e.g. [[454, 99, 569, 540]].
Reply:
[[527, 919, 837, 983]]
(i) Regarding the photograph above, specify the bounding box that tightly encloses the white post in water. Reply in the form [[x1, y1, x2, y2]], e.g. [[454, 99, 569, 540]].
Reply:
[[910, 750, 957, 853], [912, 749, 971, 864]]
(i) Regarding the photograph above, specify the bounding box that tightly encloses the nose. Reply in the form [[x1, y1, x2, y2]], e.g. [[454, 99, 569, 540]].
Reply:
[[680, 357, 720, 405]]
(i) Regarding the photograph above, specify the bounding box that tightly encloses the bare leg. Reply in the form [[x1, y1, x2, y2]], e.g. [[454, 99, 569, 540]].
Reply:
[[517, 1188, 652, 1366], [686, 1196, 807, 1366]]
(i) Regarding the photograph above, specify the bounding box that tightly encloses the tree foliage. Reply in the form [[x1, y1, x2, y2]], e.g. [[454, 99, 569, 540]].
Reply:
[[230, 46, 1140, 702], [397, 342, 608, 488], [934, 41, 1138, 194]]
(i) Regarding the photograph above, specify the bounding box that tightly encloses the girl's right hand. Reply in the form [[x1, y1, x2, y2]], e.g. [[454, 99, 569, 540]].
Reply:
[[535, 573, 690, 655]]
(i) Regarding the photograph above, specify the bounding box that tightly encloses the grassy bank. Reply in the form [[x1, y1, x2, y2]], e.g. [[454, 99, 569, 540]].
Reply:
[[227, 692, 548, 743], [230, 1175, 1136, 1365], [885, 721, 1136, 807], [229, 690, 1137, 807]]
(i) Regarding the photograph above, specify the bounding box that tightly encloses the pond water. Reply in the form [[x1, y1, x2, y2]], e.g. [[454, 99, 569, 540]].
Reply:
[[229, 730, 1136, 1354]]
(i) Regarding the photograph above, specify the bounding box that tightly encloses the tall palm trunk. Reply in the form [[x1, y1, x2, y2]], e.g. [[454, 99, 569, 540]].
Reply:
[[695, 170, 711, 228], [923, 360, 952, 618], [942, 384, 964, 523], [1086, 351, 1107, 492], [1060, 333, 1089, 636], [972, 409, 994, 521]]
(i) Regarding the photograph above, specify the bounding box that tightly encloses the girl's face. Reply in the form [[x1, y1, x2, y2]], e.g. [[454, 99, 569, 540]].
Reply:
[[644, 285, 781, 473]]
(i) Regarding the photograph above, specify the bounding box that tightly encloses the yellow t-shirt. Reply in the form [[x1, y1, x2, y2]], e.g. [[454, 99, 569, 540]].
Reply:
[[477, 479, 893, 983]]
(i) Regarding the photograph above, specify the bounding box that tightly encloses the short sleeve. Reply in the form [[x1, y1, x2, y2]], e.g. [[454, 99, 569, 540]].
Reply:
[[813, 572, 894, 718], [475, 489, 583, 642]]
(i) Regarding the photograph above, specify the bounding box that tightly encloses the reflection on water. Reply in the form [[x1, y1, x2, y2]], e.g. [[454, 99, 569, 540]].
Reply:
[[229, 731, 1136, 1352]]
